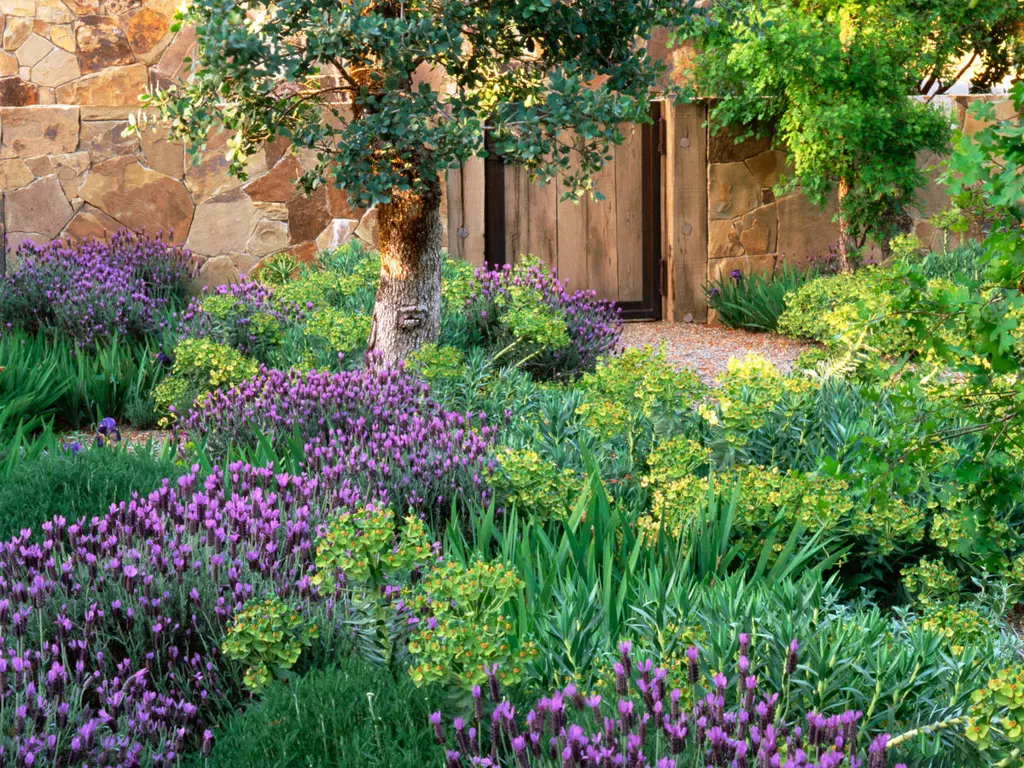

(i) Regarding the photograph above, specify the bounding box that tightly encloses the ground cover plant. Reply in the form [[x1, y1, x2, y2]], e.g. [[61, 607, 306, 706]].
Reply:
[[0, 432, 181, 540], [198, 657, 444, 768]]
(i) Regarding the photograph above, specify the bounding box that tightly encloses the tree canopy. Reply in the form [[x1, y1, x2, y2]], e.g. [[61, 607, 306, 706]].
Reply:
[[148, 0, 686, 207], [145, 0, 690, 362]]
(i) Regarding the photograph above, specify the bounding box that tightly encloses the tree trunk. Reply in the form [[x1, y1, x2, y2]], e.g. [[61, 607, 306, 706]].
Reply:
[[367, 183, 444, 367], [836, 177, 851, 273]]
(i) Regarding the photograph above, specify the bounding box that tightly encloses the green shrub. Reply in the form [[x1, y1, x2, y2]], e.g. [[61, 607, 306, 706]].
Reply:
[[777, 267, 916, 354], [405, 343, 466, 384], [0, 441, 180, 540], [706, 262, 812, 331], [273, 242, 379, 316], [637, 464, 855, 558], [222, 595, 321, 692], [153, 338, 259, 425], [199, 658, 443, 768], [493, 446, 584, 520], [577, 345, 705, 446]]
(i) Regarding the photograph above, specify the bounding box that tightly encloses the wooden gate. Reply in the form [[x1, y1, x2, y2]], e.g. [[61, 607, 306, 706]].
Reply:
[[446, 104, 665, 320], [445, 101, 709, 322]]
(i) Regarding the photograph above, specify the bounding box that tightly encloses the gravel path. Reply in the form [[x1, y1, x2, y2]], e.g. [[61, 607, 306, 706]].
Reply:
[[621, 322, 815, 386]]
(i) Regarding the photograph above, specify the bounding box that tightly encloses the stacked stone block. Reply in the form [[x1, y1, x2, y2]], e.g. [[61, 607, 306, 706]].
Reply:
[[0, 0, 378, 286]]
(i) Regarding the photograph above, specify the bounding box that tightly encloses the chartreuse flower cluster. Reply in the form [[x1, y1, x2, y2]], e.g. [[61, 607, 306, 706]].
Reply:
[[918, 604, 998, 655], [901, 558, 961, 606], [847, 497, 925, 556], [440, 257, 477, 310], [408, 559, 535, 691], [494, 446, 584, 520], [273, 254, 380, 311], [301, 308, 372, 361], [577, 345, 705, 442], [222, 595, 320, 692], [152, 337, 258, 425], [200, 291, 285, 348], [407, 343, 467, 383], [930, 507, 1015, 559], [179, 280, 303, 363], [778, 267, 918, 355], [312, 506, 433, 590], [641, 435, 713, 489], [639, 464, 851, 556], [699, 354, 815, 446], [494, 282, 571, 361], [967, 666, 1024, 760]]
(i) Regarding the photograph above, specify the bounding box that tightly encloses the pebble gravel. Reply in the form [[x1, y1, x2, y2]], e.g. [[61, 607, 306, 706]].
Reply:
[[620, 321, 815, 386]]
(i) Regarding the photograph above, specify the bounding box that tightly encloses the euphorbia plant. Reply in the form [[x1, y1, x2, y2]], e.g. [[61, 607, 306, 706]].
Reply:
[[146, 0, 690, 363]]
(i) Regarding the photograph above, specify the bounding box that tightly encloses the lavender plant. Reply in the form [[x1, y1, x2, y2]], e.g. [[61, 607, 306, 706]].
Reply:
[[465, 258, 622, 381], [0, 231, 196, 347], [0, 463, 365, 765], [432, 637, 909, 768], [184, 363, 496, 518], [178, 279, 305, 363]]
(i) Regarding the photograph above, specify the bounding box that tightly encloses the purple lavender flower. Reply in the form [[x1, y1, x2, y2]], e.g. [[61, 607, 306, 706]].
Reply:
[[183, 364, 495, 520], [434, 638, 896, 768], [464, 260, 621, 380], [431, 711, 445, 744], [0, 231, 196, 347], [786, 639, 800, 677], [685, 646, 699, 684]]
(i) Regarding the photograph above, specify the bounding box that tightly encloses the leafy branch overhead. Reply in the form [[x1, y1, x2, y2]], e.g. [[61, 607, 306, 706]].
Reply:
[[679, 0, 1000, 263], [144, 0, 691, 207]]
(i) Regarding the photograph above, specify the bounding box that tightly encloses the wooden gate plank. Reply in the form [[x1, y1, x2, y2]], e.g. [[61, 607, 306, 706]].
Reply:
[[555, 176, 588, 292], [665, 101, 708, 322], [504, 164, 528, 265], [586, 154, 618, 301], [445, 157, 487, 266], [526, 178, 558, 271], [615, 123, 644, 303]]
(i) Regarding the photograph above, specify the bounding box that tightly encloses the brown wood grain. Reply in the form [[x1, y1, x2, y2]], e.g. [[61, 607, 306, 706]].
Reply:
[[616, 122, 644, 303], [665, 101, 708, 322]]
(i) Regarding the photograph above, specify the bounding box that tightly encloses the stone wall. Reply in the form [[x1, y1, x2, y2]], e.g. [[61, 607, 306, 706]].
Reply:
[[0, 0, 377, 287], [705, 95, 1013, 283]]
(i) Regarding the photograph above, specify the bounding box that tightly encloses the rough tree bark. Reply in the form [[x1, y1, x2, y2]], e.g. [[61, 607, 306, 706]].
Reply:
[[366, 182, 444, 366], [836, 177, 851, 273]]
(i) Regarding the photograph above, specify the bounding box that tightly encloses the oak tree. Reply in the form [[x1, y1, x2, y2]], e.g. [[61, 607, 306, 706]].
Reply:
[[148, 0, 688, 363]]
